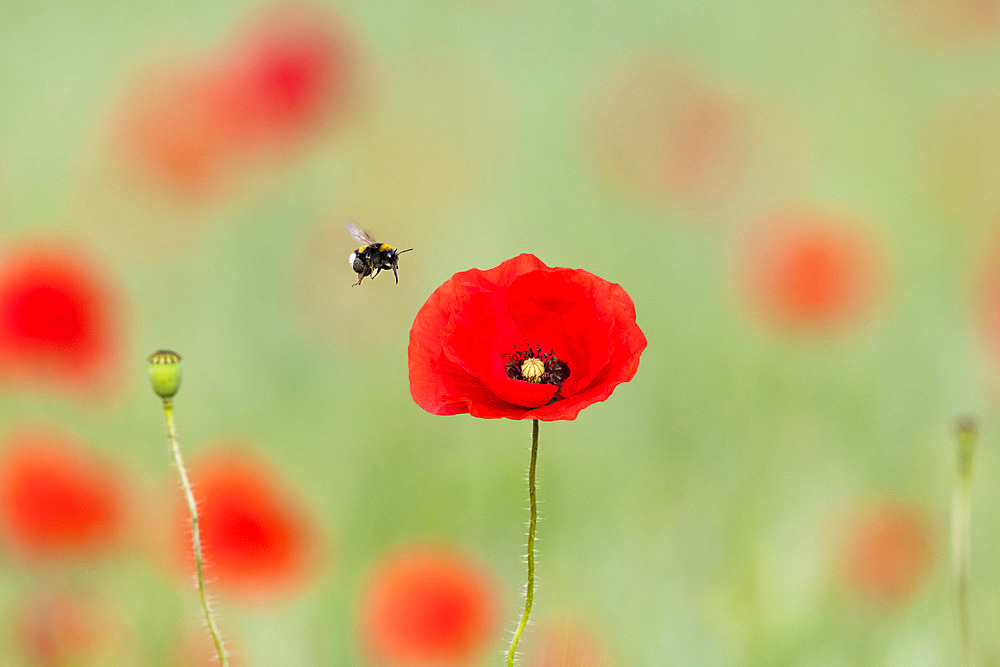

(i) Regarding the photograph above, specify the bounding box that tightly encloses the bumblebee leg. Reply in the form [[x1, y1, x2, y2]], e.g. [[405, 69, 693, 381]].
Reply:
[[352, 272, 364, 287]]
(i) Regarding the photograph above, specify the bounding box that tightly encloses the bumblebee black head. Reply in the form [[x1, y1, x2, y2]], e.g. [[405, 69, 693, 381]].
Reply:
[[388, 247, 413, 283]]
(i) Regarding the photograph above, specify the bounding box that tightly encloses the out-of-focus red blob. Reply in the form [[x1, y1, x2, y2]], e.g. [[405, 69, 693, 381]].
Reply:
[[360, 545, 500, 665], [0, 245, 120, 391], [177, 450, 318, 599], [213, 5, 356, 151], [840, 502, 932, 604], [14, 591, 129, 665], [111, 5, 357, 200], [113, 64, 237, 199], [893, 0, 1000, 44], [0, 429, 123, 558], [739, 210, 884, 332], [524, 619, 611, 667], [591, 59, 750, 206]]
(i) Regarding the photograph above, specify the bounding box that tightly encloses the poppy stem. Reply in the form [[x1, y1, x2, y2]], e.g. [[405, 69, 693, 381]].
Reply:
[[507, 418, 539, 666], [953, 417, 976, 667], [161, 399, 229, 667]]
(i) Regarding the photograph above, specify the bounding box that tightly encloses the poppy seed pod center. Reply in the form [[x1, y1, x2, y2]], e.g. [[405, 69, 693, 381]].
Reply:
[[503, 344, 569, 402], [520, 358, 545, 383]]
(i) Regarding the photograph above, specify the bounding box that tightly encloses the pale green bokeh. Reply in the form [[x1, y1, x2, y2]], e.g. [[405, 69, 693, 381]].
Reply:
[[1, 0, 999, 664]]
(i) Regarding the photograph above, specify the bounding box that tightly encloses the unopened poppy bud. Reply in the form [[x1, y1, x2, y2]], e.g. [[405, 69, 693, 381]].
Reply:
[[147, 350, 182, 399], [521, 358, 545, 383], [955, 415, 977, 478]]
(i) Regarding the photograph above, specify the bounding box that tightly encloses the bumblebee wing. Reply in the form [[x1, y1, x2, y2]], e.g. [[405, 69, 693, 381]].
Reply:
[[346, 222, 377, 246]]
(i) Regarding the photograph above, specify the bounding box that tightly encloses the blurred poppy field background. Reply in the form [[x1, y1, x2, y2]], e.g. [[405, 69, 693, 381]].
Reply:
[[2, 0, 1000, 664]]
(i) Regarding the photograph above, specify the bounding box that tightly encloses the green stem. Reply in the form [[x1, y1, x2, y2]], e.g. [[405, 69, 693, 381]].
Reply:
[[953, 418, 976, 667], [507, 419, 539, 667], [163, 400, 229, 667]]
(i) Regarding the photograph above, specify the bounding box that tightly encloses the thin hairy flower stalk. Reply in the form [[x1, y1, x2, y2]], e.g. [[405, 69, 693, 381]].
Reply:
[[162, 398, 229, 667], [953, 417, 976, 667], [507, 418, 539, 666]]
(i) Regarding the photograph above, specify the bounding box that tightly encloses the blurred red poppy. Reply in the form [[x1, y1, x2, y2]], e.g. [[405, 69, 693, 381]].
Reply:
[[111, 5, 357, 200], [212, 5, 356, 150], [840, 502, 932, 604], [360, 545, 499, 665], [739, 210, 884, 332], [177, 451, 318, 598], [0, 429, 123, 557], [0, 245, 119, 390], [408, 254, 646, 420]]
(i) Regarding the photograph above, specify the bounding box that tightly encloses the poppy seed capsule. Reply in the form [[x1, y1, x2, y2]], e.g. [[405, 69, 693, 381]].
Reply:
[[521, 358, 546, 383], [147, 350, 182, 399]]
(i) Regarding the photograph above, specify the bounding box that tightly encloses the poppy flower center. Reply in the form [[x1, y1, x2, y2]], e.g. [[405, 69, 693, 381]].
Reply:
[[503, 344, 570, 402], [520, 358, 545, 383]]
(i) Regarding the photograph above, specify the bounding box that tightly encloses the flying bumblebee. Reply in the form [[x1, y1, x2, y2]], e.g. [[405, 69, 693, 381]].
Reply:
[[347, 222, 413, 286]]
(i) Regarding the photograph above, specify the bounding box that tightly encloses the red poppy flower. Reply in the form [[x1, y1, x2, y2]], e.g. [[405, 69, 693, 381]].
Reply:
[[360, 545, 499, 665], [408, 254, 646, 421], [0, 245, 120, 389], [739, 210, 884, 332], [0, 429, 123, 557], [176, 450, 317, 598], [839, 502, 932, 604]]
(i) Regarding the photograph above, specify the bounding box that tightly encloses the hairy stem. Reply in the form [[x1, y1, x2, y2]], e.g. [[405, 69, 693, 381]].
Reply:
[[507, 418, 539, 666], [163, 400, 228, 666]]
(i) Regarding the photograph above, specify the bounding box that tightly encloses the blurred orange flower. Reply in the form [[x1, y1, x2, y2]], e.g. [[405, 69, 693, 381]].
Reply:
[[591, 59, 750, 206], [893, 0, 1000, 44], [840, 502, 933, 604], [523, 619, 611, 667], [113, 63, 238, 198], [14, 590, 130, 665], [739, 209, 885, 332], [360, 545, 500, 665]]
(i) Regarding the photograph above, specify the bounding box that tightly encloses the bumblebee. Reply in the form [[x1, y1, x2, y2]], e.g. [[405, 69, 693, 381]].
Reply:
[[347, 222, 412, 286]]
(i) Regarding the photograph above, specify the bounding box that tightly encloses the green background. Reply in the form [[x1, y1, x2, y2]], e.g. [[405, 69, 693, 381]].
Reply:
[[2, 0, 1000, 664]]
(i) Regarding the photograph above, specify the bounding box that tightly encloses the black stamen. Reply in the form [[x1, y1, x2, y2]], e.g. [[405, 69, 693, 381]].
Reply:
[[502, 343, 571, 403]]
